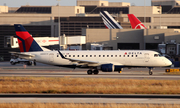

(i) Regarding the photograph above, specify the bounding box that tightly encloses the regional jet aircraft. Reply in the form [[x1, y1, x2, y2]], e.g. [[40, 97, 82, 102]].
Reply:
[[11, 24, 172, 75]]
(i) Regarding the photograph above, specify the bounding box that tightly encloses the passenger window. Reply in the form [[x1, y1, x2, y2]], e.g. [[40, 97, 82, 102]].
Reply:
[[69, 55, 71, 57], [73, 55, 75, 57], [115, 55, 117, 57], [119, 55, 121, 57], [127, 55, 129, 57], [107, 55, 109, 57], [65, 55, 67, 57], [132, 55, 133, 57], [90, 55, 92, 57], [99, 55, 101, 57], [124, 55, 125, 57], [103, 55, 105, 57], [82, 55, 84, 57], [77, 55, 79, 57], [86, 55, 88, 57], [94, 55, 96, 57], [111, 55, 113, 57], [136, 55, 138, 57], [57, 55, 59, 57]]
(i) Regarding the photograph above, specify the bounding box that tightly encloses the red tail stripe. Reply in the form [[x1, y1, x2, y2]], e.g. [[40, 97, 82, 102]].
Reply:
[[16, 31, 33, 52], [16, 31, 32, 40], [17, 40, 24, 52], [128, 14, 142, 29]]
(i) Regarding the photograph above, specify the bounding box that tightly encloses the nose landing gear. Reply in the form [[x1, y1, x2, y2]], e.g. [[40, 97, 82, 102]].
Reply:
[[149, 67, 153, 75]]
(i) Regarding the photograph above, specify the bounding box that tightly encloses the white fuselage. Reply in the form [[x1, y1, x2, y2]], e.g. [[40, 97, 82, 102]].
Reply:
[[20, 50, 172, 68]]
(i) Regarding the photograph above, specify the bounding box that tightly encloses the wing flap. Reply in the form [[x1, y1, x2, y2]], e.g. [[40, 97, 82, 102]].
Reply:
[[67, 58, 100, 66]]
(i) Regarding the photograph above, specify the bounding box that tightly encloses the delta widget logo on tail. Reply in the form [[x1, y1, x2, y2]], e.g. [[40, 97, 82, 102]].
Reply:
[[14, 24, 43, 52]]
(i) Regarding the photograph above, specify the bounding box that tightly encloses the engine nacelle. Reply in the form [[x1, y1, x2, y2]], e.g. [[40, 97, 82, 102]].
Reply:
[[101, 64, 114, 72], [114, 66, 124, 71]]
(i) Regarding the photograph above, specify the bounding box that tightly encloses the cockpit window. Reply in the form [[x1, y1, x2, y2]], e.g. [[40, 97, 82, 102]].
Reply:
[[154, 54, 162, 57], [154, 54, 159, 57], [158, 54, 162, 57]]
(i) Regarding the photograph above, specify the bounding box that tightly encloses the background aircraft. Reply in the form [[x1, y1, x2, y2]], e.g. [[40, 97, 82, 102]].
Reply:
[[100, 11, 147, 29], [128, 14, 147, 29], [100, 11, 123, 29]]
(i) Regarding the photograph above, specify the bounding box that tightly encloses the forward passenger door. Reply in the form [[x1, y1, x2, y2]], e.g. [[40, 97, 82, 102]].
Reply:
[[144, 53, 149, 62]]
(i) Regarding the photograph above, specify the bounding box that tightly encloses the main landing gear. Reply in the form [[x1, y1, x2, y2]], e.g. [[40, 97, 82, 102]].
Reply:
[[87, 69, 99, 75], [149, 67, 153, 75]]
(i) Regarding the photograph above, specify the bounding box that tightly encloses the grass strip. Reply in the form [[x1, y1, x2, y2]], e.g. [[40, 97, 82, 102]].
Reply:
[[164, 72, 180, 75], [0, 77, 180, 94], [0, 103, 179, 108]]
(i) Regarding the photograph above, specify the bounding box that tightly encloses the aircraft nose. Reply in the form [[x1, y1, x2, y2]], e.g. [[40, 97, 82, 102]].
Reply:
[[166, 59, 172, 66]]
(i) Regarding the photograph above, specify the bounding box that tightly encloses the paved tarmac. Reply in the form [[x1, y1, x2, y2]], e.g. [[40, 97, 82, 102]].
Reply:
[[0, 62, 180, 80], [0, 94, 180, 104], [0, 62, 180, 104]]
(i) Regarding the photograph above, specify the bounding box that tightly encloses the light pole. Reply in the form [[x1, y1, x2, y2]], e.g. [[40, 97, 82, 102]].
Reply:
[[144, 0, 146, 28], [57, 0, 61, 50], [160, 5, 161, 29], [144, 0, 146, 50]]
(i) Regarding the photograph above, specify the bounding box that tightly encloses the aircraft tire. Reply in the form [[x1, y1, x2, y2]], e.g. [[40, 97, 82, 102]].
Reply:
[[10, 61, 15, 65], [87, 70, 93, 75], [149, 70, 153, 75], [34, 61, 36, 66], [93, 70, 99, 75]]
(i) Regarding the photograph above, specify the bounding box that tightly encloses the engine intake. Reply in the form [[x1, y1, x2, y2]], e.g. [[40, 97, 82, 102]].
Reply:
[[101, 64, 114, 72]]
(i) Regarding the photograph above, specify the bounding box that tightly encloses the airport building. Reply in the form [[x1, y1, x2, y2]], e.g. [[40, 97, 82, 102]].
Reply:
[[1, 0, 180, 61]]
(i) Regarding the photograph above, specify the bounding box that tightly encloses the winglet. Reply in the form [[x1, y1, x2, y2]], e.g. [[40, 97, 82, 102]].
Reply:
[[58, 50, 65, 59]]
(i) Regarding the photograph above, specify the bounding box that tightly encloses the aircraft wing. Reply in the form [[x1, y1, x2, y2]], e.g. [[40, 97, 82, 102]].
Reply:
[[9, 52, 35, 58], [58, 50, 124, 67], [67, 59, 99, 64], [58, 50, 101, 66]]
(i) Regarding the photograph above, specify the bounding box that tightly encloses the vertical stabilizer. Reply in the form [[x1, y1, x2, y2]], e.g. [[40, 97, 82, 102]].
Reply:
[[14, 24, 43, 52], [128, 14, 147, 29], [100, 11, 123, 29]]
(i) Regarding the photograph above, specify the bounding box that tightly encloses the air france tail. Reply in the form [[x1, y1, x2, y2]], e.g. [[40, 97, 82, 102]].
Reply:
[[128, 14, 147, 29], [14, 24, 43, 52], [100, 11, 123, 29]]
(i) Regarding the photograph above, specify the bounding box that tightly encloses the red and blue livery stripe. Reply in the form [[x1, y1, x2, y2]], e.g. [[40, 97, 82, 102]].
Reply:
[[14, 24, 43, 52]]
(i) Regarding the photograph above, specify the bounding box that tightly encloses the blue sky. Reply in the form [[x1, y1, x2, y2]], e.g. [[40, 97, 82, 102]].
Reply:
[[0, 0, 151, 7]]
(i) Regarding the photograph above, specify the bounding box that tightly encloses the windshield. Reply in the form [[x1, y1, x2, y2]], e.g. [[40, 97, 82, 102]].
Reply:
[[158, 54, 162, 57], [154, 54, 162, 57]]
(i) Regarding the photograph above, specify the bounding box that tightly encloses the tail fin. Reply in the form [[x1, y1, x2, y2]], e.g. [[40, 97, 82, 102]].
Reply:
[[14, 24, 43, 52], [100, 11, 123, 29], [128, 14, 147, 29]]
